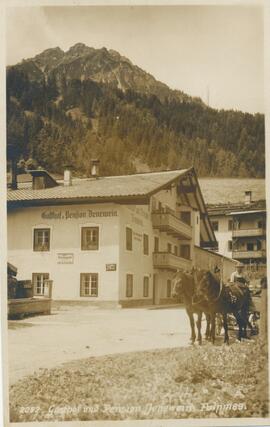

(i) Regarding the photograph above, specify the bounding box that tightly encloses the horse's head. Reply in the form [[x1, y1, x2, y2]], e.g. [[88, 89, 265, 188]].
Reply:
[[172, 268, 196, 300], [193, 269, 212, 303]]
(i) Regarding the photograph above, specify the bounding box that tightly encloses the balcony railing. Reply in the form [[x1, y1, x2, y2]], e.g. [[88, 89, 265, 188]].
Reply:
[[153, 251, 192, 271], [232, 228, 266, 238], [232, 249, 266, 259], [152, 209, 192, 240]]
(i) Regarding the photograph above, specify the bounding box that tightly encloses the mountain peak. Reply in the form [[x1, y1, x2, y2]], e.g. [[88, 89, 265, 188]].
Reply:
[[66, 43, 95, 58]]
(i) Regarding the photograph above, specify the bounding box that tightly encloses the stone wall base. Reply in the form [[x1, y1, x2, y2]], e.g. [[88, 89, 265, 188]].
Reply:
[[119, 299, 153, 308], [52, 300, 120, 309]]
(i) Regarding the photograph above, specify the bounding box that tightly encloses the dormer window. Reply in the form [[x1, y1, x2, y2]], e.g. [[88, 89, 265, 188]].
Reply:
[[29, 170, 58, 190]]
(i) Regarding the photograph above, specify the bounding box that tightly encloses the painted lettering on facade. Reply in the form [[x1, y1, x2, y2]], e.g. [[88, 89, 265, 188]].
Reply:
[[41, 209, 118, 220], [127, 205, 149, 220], [133, 232, 143, 241]]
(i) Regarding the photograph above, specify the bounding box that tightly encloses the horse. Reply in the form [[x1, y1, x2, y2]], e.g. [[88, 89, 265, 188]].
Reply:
[[172, 269, 211, 345], [194, 269, 252, 343]]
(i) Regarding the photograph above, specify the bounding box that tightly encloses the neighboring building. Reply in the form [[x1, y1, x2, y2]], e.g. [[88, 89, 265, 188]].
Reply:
[[7, 165, 235, 306], [207, 192, 266, 265]]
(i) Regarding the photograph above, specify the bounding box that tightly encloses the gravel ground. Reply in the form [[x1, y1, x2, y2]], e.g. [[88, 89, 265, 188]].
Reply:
[[9, 337, 268, 422]]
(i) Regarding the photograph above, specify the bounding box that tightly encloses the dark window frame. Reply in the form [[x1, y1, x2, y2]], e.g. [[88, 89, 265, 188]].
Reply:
[[126, 227, 133, 251], [180, 244, 191, 260], [180, 211, 191, 225], [33, 228, 50, 252], [143, 276, 149, 297], [126, 274, 133, 297], [154, 236, 159, 252], [32, 272, 49, 295], [211, 221, 219, 232], [81, 226, 99, 251], [143, 234, 149, 255], [247, 242, 254, 251], [167, 279, 172, 298], [80, 273, 98, 297]]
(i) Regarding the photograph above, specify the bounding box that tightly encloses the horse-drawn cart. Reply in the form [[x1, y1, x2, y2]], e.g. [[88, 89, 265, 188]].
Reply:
[[216, 291, 261, 336]]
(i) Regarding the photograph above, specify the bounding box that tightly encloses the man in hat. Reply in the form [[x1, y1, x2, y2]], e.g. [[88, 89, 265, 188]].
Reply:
[[230, 262, 256, 324], [230, 262, 249, 287]]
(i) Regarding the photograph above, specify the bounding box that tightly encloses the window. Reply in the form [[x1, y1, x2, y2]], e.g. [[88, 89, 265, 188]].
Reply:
[[167, 243, 172, 253], [211, 221, 219, 232], [126, 274, 133, 297], [33, 228, 50, 251], [143, 276, 149, 297], [81, 227, 99, 251], [174, 245, 178, 256], [126, 227, 133, 251], [32, 273, 49, 295], [258, 221, 263, 229], [80, 273, 98, 297], [228, 220, 233, 231], [257, 240, 262, 250], [143, 234, 149, 255], [228, 240, 233, 251], [247, 242, 254, 251], [167, 279, 172, 298], [180, 244, 191, 260], [180, 211, 191, 225], [154, 236, 159, 252]]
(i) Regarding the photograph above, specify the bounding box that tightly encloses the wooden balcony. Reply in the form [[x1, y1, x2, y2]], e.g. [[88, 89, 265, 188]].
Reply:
[[152, 209, 192, 240], [153, 251, 192, 271], [233, 249, 266, 260], [232, 228, 266, 238]]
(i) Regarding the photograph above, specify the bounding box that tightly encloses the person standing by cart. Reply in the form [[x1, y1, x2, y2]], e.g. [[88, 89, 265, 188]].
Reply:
[[230, 262, 257, 332], [230, 262, 249, 288]]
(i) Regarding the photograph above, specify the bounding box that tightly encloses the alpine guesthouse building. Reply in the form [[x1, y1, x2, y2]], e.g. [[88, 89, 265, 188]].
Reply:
[[7, 164, 236, 307]]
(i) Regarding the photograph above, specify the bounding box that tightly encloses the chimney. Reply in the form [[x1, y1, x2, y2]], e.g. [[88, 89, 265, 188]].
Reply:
[[244, 191, 252, 205], [91, 159, 100, 178], [64, 169, 72, 186]]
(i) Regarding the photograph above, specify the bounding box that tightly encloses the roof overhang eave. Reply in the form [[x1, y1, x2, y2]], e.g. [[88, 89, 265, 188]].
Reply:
[[7, 194, 150, 209]]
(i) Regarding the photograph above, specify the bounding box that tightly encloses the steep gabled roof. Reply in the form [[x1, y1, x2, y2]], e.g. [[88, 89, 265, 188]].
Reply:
[[7, 169, 188, 203], [7, 167, 217, 247]]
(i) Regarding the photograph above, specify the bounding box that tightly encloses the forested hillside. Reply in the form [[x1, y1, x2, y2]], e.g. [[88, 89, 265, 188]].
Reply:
[[7, 44, 265, 177]]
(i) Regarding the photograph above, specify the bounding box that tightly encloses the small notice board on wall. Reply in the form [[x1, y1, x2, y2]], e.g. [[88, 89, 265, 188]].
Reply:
[[57, 253, 74, 264], [106, 264, 117, 271]]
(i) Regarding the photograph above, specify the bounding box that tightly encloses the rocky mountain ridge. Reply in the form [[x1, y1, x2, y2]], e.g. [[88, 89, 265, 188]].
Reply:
[[13, 43, 196, 104], [6, 43, 265, 178]]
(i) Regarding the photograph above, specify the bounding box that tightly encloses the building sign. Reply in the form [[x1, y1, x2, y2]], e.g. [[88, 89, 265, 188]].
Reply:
[[57, 253, 74, 264], [127, 205, 149, 220], [106, 264, 117, 271], [41, 209, 118, 220], [133, 232, 143, 241]]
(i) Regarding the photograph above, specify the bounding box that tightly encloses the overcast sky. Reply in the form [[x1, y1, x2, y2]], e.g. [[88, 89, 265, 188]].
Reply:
[[6, 5, 264, 114]]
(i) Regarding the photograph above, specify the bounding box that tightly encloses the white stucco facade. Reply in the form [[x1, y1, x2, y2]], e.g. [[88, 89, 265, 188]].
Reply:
[[9, 168, 237, 306], [8, 185, 203, 305]]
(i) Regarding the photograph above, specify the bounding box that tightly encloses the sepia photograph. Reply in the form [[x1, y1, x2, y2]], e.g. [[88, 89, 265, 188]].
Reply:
[[1, 0, 269, 426]]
